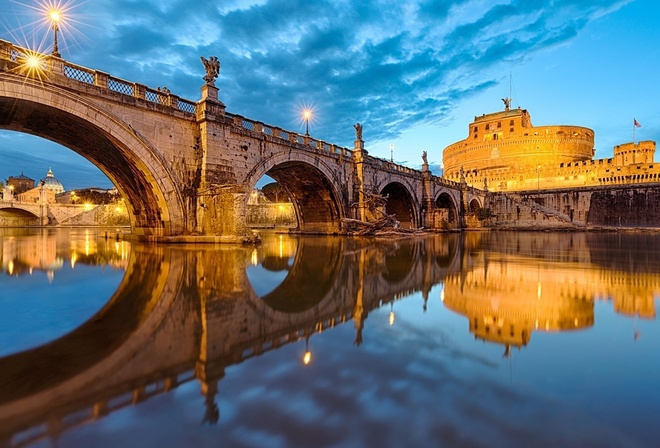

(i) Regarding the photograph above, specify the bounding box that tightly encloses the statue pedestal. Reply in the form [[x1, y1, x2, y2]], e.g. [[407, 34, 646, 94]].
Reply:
[[201, 84, 220, 103]]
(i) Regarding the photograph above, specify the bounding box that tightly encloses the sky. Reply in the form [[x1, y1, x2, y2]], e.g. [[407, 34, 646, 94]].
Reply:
[[0, 0, 659, 190]]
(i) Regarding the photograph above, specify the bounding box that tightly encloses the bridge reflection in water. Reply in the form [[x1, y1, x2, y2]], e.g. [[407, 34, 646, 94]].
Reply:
[[0, 232, 659, 446]]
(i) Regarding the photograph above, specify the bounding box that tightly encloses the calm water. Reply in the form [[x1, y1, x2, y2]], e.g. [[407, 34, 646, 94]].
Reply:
[[0, 229, 659, 448]]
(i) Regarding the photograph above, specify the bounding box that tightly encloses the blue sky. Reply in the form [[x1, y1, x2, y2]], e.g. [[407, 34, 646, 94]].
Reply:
[[1, 0, 658, 190]]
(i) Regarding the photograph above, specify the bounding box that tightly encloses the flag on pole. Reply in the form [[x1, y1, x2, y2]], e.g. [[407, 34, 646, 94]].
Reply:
[[634, 118, 641, 128]]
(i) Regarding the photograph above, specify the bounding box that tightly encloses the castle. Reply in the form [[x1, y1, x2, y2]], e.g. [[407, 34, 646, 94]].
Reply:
[[442, 99, 657, 192]]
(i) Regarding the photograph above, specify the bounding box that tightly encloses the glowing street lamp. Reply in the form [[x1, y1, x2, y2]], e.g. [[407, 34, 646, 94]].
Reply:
[[303, 108, 312, 136], [49, 9, 61, 57]]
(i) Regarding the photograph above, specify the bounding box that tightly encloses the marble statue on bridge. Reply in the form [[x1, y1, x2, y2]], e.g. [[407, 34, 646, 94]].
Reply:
[[354, 122, 363, 141], [200, 56, 220, 87]]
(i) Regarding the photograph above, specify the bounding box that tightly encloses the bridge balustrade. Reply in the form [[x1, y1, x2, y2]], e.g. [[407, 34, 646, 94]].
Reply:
[[0, 40, 199, 115], [224, 111, 355, 161]]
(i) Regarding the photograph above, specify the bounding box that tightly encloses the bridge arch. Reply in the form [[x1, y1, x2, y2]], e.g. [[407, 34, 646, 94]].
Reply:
[[0, 205, 40, 226], [468, 198, 481, 212], [435, 190, 459, 227], [379, 181, 418, 228], [244, 153, 346, 233], [0, 74, 187, 236]]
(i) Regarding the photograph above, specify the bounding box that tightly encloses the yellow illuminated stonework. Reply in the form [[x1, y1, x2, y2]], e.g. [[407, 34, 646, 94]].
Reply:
[[442, 233, 658, 351], [442, 104, 657, 192]]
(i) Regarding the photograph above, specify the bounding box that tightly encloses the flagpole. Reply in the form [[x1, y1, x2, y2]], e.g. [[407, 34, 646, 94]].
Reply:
[[633, 119, 636, 144]]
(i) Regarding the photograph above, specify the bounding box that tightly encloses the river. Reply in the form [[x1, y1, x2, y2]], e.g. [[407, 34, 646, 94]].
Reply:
[[0, 228, 659, 447]]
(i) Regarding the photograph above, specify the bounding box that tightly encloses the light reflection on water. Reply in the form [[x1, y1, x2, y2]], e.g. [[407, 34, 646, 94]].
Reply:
[[0, 230, 659, 447], [0, 228, 130, 356]]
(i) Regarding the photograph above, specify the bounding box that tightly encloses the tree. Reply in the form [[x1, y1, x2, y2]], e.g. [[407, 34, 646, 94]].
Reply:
[[261, 182, 290, 203], [71, 188, 121, 204]]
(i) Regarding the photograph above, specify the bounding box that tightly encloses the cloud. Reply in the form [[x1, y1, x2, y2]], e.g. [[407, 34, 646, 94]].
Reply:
[[0, 0, 628, 185]]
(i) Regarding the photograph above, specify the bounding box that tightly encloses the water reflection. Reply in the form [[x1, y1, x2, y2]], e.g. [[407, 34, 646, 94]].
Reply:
[[1, 228, 130, 279], [0, 231, 658, 447]]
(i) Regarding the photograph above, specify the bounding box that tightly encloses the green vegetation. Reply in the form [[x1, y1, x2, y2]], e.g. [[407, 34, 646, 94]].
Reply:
[[261, 182, 291, 203], [70, 189, 120, 204]]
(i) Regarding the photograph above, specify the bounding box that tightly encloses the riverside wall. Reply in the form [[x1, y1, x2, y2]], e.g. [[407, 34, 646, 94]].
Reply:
[[484, 183, 660, 229]]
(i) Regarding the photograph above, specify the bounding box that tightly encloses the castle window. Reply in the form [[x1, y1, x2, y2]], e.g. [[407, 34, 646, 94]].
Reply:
[[497, 121, 501, 128], [510, 128, 514, 132], [485, 124, 490, 130], [473, 126, 478, 133], [510, 120, 514, 126], [493, 134, 498, 140]]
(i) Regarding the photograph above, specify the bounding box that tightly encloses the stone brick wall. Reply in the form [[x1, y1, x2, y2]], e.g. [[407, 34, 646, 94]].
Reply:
[[245, 203, 297, 228], [486, 184, 660, 229]]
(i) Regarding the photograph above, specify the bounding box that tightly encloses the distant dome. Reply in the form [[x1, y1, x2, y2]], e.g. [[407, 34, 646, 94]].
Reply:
[[40, 168, 64, 194]]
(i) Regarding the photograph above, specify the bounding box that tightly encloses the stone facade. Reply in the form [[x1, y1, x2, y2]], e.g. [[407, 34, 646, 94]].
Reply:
[[485, 184, 660, 229], [442, 104, 657, 193]]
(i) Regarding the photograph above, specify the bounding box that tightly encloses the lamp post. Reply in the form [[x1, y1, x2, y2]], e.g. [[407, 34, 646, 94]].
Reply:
[[50, 10, 61, 57], [303, 109, 312, 136], [390, 144, 394, 162]]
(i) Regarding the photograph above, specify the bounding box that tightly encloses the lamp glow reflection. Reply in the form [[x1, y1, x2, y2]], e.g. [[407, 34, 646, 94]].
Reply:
[[302, 336, 312, 365]]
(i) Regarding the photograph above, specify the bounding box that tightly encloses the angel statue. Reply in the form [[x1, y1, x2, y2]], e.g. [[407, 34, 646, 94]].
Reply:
[[354, 122, 363, 141], [201, 56, 221, 87]]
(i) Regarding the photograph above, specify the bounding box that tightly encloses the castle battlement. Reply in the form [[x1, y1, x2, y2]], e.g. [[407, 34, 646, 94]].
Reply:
[[442, 104, 656, 192]]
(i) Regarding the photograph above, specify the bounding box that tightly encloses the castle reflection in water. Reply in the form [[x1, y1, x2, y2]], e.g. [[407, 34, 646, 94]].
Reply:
[[0, 230, 658, 446]]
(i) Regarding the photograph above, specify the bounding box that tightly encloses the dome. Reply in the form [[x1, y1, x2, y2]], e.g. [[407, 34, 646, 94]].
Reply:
[[40, 168, 65, 194]]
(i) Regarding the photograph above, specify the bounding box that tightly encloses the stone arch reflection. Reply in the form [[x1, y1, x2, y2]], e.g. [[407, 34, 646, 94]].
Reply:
[[0, 245, 178, 405], [248, 235, 345, 313], [381, 239, 419, 284]]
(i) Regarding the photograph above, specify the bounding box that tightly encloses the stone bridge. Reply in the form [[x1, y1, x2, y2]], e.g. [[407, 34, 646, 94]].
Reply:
[[0, 200, 47, 225], [0, 40, 486, 240], [0, 234, 466, 444]]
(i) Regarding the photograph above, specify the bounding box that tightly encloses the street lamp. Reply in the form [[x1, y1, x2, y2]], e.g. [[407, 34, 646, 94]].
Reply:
[[390, 144, 394, 162], [303, 109, 312, 136], [50, 9, 61, 57]]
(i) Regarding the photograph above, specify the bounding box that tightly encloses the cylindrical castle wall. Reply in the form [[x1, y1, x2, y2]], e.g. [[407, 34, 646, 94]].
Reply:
[[443, 125, 594, 181]]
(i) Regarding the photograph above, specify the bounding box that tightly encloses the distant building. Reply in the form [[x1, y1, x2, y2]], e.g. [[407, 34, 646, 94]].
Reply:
[[39, 168, 65, 194], [5, 168, 64, 204], [442, 100, 657, 191], [6, 172, 35, 195], [17, 186, 55, 204]]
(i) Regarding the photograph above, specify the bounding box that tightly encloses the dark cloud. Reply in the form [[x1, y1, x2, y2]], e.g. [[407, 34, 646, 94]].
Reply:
[[70, 1, 624, 145], [0, 0, 628, 183]]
